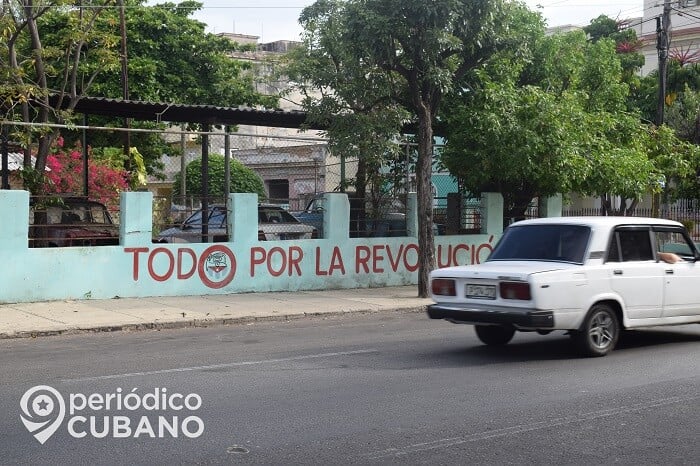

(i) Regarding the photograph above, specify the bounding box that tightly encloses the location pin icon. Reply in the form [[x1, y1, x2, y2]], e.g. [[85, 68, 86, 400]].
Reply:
[[20, 385, 66, 444]]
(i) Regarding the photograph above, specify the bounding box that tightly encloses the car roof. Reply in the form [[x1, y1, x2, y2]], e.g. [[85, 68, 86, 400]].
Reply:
[[509, 216, 683, 228]]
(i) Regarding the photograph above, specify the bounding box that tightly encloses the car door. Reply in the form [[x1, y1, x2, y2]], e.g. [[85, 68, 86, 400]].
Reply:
[[653, 226, 700, 318], [606, 226, 664, 320]]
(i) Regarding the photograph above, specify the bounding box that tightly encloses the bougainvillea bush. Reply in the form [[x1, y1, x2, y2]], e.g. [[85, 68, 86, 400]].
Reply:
[[43, 138, 129, 208]]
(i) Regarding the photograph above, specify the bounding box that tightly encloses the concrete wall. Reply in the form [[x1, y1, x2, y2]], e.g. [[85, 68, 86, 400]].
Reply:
[[0, 190, 529, 304]]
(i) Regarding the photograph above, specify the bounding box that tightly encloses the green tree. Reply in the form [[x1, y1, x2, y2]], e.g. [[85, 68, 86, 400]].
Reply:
[[86, 1, 276, 108], [665, 85, 700, 145], [634, 53, 700, 124], [637, 60, 700, 202], [0, 0, 120, 173], [173, 154, 266, 201], [442, 29, 698, 218], [1, 1, 277, 180], [582, 15, 645, 113], [290, 0, 536, 296], [284, 0, 411, 231]]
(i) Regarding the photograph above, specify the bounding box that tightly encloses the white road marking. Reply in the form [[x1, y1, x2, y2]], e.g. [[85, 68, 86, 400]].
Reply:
[[365, 395, 700, 459], [62, 349, 379, 382]]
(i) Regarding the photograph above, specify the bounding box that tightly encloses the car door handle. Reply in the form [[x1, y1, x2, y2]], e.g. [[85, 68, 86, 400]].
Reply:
[[665, 269, 674, 275], [613, 270, 623, 275]]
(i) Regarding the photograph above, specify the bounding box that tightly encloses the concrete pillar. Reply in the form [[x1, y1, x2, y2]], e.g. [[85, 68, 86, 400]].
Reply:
[[481, 192, 504, 235], [539, 194, 563, 218], [230, 193, 258, 244], [0, 190, 29, 250], [324, 193, 350, 241], [120, 191, 153, 246], [406, 192, 418, 238]]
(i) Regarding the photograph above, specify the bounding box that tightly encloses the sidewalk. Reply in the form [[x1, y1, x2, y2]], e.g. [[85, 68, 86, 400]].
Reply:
[[0, 286, 432, 339]]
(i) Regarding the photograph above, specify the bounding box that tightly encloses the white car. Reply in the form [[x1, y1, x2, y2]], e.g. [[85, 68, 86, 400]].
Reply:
[[427, 216, 700, 356]]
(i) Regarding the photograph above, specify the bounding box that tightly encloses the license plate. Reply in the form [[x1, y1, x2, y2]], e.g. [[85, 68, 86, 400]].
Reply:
[[465, 284, 496, 300]]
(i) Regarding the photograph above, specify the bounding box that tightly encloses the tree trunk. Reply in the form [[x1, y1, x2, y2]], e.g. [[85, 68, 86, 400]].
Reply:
[[354, 156, 368, 237], [416, 104, 435, 297], [25, 2, 54, 174]]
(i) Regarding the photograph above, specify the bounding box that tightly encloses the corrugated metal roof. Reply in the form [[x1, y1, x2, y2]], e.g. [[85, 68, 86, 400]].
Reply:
[[49, 96, 317, 129]]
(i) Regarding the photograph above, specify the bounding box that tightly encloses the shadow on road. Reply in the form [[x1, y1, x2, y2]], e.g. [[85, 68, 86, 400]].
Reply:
[[617, 328, 700, 350], [419, 326, 700, 366]]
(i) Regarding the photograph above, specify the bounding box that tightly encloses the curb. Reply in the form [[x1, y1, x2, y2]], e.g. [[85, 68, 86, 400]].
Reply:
[[0, 306, 427, 340]]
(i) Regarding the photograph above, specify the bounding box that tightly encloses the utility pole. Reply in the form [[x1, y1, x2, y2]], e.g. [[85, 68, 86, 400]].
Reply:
[[653, 0, 672, 218], [118, 0, 131, 160], [656, 0, 672, 126]]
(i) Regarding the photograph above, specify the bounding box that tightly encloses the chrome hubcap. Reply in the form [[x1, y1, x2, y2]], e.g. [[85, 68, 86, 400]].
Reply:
[[588, 312, 615, 349]]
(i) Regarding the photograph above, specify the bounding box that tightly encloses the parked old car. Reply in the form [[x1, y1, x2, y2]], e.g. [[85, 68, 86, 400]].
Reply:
[[292, 193, 441, 237], [29, 197, 119, 247], [427, 216, 700, 357], [292, 193, 407, 238], [157, 204, 317, 243]]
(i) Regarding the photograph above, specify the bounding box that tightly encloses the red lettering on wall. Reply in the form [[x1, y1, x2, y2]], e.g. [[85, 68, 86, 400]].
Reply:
[[372, 245, 385, 273], [329, 246, 346, 275], [386, 245, 404, 272], [148, 247, 175, 282], [403, 244, 419, 272], [250, 247, 266, 277], [267, 247, 287, 277], [289, 246, 303, 276], [355, 246, 371, 273], [476, 236, 495, 264], [177, 248, 197, 279], [124, 247, 149, 280], [315, 246, 327, 276], [452, 244, 470, 266]]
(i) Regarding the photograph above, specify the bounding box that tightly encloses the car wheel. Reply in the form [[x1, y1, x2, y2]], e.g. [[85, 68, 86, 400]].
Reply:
[[474, 325, 515, 346], [571, 304, 620, 357]]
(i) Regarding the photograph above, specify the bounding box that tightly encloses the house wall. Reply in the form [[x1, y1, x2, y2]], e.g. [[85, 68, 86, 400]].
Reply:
[[0, 190, 527, 304], [639, 0, 700, 76]]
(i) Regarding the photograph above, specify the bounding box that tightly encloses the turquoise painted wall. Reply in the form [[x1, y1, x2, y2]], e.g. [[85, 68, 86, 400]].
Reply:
[[0, 190, 501, 304]]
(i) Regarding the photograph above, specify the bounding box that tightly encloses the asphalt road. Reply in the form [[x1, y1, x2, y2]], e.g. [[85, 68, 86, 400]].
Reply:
[[1, 311, 699, 465]]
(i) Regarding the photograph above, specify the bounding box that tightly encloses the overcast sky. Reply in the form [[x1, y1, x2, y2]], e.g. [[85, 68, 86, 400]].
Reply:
[[185, 1, 644, 43]]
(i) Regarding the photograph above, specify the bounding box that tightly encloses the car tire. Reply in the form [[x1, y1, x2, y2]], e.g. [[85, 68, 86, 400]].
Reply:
[[571, 303, 620, 357], [474, 325, 515, 346]]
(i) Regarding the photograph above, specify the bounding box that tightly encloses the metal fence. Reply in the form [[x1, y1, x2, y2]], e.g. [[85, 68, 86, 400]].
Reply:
[[151, 130, 458, 239], [563, 205, 700, 238], [6, 123, 468, 243]]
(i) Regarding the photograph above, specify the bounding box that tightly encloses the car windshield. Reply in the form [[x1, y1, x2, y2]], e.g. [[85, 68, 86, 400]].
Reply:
[[259, 207, 298, 224], [182, 206, 298, 228], [488, 224, 590, 263], [183, 207, 226, 229]]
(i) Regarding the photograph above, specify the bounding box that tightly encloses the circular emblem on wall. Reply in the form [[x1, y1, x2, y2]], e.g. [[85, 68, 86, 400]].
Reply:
[[197, 245, 237, 289]]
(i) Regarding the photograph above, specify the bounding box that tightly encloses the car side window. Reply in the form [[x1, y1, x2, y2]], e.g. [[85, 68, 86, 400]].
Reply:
[[653, 228, 695, 260], [307, 197, 324, 212], [607, 229, 653, 262]]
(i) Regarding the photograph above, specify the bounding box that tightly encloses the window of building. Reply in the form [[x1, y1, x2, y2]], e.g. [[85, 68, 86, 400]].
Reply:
[[267, 179, 289, 204]]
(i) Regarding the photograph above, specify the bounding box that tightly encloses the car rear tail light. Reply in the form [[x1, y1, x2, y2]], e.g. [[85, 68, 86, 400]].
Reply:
[[312, 228, 319, 239], [258, 230, 266, 241], [431, 278, 456, 296], [499, 282, 531, 300]]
